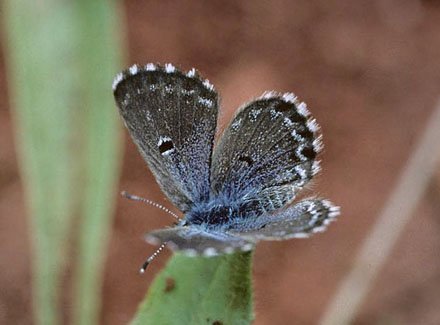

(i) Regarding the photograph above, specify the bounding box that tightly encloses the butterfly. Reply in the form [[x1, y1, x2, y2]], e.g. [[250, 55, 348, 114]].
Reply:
[[113, 63, 339, 271]]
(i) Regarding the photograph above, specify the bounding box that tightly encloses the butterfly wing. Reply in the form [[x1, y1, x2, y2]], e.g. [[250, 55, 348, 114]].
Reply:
[[145, 226, 254, 256], [231, 199, 340, 240], [211, 92, 322, 215], [113, 64, 218, 212]]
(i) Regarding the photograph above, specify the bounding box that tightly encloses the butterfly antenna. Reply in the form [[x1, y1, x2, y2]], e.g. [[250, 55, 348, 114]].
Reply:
[[121, 191, 181, 221], [140, 242, 167, 273]]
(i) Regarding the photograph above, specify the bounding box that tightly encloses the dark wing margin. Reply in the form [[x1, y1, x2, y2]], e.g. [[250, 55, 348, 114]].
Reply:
[[113, 63, 218, 212], [145, 227, 254, 256], [211, 92, 322, 215], [231, 199, 340, 240]]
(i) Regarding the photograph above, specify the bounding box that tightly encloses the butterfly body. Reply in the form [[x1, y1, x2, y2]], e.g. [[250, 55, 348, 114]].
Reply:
[[113, 63, 339, 257], [186, 200, 244, 227]]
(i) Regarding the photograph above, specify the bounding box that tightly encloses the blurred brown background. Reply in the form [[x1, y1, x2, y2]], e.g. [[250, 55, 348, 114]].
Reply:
[[2, 1, 440, 324]]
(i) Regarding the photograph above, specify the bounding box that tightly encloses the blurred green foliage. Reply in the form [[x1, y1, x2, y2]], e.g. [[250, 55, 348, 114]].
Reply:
[[3, 1, 123, 324]]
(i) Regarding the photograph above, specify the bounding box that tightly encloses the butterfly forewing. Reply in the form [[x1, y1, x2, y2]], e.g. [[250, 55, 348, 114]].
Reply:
[[114, 64, 218, 212], [211, 93, 322, 215]]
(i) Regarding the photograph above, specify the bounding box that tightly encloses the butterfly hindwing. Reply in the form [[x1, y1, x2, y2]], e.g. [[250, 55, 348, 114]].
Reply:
[[231, 199, 340, 241], [145, 226, 254, 256], [114, 64, 218, 212], [145, 199, 340, 256]]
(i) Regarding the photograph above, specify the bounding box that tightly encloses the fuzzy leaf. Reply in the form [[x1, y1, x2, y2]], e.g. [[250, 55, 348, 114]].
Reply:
[[131, 252, 254, 325]]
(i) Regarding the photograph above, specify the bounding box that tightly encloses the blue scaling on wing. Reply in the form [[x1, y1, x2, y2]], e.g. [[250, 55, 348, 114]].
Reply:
[[113, 63, 218, 212], [210, 91, 323, 217]]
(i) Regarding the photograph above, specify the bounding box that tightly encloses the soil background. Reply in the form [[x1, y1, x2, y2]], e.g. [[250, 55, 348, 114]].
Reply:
[[1, 1, 440, 324]]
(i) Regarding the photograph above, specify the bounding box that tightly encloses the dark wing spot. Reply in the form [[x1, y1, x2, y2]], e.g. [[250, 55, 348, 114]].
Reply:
[[289, 111, 305, 123], [238, 155, 253, 166], [301, 146, 317, 160], [274, 101, 291, 112], [314, 218, 324, 227], [289, 151, 301, 163], [159, 139, 174, 154], [296, 125, 313, 139]]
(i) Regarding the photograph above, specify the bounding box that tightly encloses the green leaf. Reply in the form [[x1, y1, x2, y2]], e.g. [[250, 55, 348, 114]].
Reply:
[[71, 2, 124, 325], [131, 252, 254, 325]]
